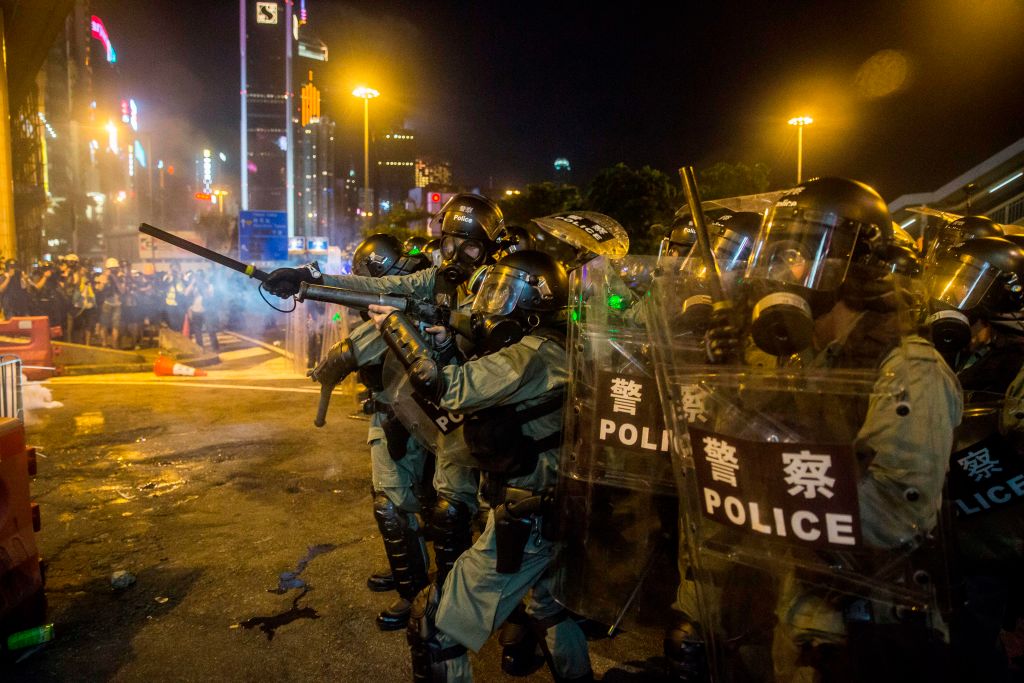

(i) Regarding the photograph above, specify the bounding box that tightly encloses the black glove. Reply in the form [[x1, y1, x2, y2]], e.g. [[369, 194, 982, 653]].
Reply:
[[308, 338, 357, 387], [704, 303, 740, 364], [263, 261, 323, 298]]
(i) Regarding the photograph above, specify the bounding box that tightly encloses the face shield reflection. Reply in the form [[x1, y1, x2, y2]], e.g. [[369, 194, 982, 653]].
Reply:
[[747, 211, 860, 291], [927, 257, 998, 311], [472, 275, 522, 316]]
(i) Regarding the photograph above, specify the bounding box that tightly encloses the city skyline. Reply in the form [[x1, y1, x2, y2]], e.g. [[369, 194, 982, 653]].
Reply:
[[93, 0, 1024, 203]]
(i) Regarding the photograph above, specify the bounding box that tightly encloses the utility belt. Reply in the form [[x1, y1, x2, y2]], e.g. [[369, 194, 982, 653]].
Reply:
[[489, 482, 557, 575]]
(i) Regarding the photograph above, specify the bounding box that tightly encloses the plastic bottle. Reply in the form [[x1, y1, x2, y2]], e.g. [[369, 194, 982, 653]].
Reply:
[[6, 624, 54, 650]]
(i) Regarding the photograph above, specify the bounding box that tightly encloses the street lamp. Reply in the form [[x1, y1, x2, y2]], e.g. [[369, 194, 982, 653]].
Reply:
[[787, 116, 813, 184], [352, 86, 380, 215]]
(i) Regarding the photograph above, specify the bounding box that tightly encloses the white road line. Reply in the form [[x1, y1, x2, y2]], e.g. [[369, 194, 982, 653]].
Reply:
[[48, 379, 321, 394], [217, 347, 272, 361]]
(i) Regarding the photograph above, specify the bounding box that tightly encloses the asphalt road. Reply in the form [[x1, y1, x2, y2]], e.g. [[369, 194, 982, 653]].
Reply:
[[4, 338, 662, 682]]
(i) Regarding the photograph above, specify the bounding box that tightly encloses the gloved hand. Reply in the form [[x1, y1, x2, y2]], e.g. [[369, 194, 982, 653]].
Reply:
[[704, 303, 740, 364], [308, 338, 356, 387], [263, 261, 323, 298]]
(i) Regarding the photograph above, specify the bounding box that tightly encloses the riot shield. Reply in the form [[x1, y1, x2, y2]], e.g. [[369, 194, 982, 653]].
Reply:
[[531, 212, 630, 268], [947, 390, 1024, 680], [648, 262, 959, 681], [552, 256, 680, 630], [381, 353, 474, 466]]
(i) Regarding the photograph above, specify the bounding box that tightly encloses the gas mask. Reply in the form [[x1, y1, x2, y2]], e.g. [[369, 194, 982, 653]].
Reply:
[[744, 214, 861, 357], [675, 225, 756, 334], [439, 233, 489, 285], [470, 260, 562, 353], [925, 256, 999, 355]]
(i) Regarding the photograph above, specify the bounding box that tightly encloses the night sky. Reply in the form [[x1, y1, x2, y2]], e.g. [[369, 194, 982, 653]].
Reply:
[[96, 0, 1024, 203]]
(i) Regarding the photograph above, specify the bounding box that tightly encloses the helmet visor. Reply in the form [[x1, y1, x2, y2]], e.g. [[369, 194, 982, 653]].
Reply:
[[746, 210, 861, 291], [472, 272, 526, 316], [927, 256, 998, 311]]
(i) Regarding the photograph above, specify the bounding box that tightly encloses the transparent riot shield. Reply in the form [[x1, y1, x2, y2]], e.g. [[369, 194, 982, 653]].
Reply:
[[648, 264, 959, 682], [947, 390, 1024, 678], [552, 256, 680, 631]]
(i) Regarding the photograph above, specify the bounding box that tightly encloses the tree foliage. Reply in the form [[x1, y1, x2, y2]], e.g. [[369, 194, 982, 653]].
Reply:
[[498, 182, 583, 225], [366, 207, 432, 243], [582, 163, 678, 254], [697, 161, 772, 201]]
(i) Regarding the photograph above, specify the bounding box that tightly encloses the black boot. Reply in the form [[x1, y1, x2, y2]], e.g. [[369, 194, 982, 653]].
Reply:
[[373, 492, 430, 632], [377, 595, 413, 631], [366, 569, 396, 593], [500, 605, 545, 677]]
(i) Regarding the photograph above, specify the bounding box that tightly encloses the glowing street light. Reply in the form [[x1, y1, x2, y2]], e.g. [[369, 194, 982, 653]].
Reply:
[[352, 86, 380, 215], [787, 116, 813, 184]]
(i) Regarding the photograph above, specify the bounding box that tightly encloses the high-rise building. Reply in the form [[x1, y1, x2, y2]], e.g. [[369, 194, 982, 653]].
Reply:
[[376, 128, 416, 213], [415, 159, 452, 188], [240, 0, 294, 233], [296, 71, 335, 239]]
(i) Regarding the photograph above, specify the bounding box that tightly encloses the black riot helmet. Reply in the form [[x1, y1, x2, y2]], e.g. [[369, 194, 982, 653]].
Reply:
[[352, 233, 429, 277], [404, 235, 430, 256], [744, 177, 893, 356], [470, 250, 569, 352], [436, 193, 504, 284], [675, 210, 764, 332], [927, 214, 1003, 265], [926, 236, 1024, 353], [661, 214, 698, 258]]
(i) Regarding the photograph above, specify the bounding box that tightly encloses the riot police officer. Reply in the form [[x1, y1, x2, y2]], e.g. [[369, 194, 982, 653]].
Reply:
[[686, 177, 963, 680], [370, 250, 592, 683], [924, 235, 1024, 680], [266, 193, 506, 595], [309, 233, 435, 630]]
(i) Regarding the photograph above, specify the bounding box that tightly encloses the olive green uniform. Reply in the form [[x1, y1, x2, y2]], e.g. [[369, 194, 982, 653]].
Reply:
[[427, 334, 591, 682]]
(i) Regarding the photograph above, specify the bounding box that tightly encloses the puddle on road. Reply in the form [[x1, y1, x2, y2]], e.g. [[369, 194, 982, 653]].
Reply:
[[74, 412, 105, 435], [268, 543, 337, 594], [239, 589, 320, 641], [237, 544, 337, 641]]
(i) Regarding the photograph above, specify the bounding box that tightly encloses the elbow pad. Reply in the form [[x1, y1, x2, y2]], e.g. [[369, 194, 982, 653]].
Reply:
[[381, 312, 446, 403]]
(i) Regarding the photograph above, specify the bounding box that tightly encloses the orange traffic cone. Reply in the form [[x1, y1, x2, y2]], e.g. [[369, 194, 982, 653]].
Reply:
[[154, 355, 207, 377]]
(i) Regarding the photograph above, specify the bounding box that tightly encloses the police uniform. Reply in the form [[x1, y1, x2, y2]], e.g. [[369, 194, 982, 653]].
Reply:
[[322, 267, 481, 587], [416, 332, 592, 682]]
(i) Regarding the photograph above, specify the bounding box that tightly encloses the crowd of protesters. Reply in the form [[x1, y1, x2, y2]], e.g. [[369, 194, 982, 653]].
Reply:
[[0, 255, 228, 352]]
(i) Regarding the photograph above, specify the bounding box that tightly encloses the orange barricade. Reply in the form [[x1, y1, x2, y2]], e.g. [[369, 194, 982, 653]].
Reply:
[[0, 317, 53, 380], [0, 418, 44, 632]]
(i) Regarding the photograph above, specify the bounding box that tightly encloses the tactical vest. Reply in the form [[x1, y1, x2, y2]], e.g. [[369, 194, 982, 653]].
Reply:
[[462, 327, 567, 477]]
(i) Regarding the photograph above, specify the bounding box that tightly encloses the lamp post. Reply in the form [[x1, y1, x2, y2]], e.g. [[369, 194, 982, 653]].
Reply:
[[787, 116, 813, 184], [352, 86, 380, 216]]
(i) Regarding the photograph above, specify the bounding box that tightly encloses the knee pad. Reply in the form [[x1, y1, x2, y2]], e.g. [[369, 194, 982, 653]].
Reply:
[[428, 496, 473, 586], [373, 491, 429, 600]]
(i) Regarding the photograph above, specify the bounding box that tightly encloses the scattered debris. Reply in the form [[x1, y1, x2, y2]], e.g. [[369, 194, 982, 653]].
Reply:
[[154, 596, 169, 604], [110, 570, 136, 589]]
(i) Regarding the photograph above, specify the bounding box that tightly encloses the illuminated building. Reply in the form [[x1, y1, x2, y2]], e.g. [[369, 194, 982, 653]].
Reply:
[[296, 71, 335, 239], [376, 128, 416, 213], [889, 136, 1024, 243], [554, 157, 572, 183], [414, 159, 452, 189], [240, 0, 294, 234]]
